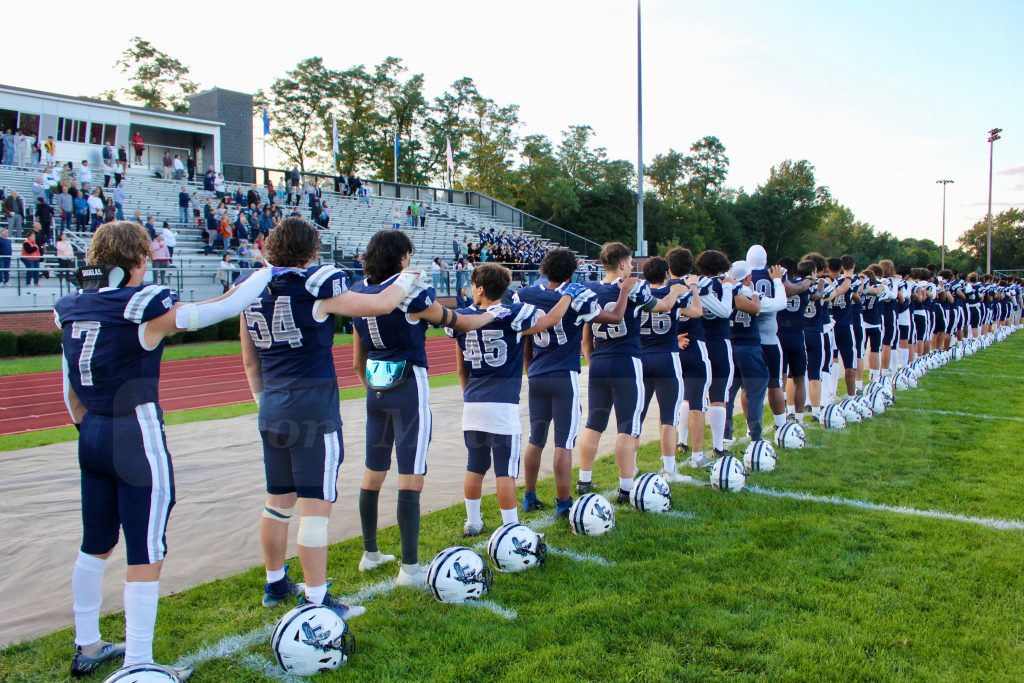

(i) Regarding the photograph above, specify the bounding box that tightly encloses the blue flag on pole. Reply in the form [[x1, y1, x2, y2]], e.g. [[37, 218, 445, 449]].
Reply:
[[262, 108, 270, 135]]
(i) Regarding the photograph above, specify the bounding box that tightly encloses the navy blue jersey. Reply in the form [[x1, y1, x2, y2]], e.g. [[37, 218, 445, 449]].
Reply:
[[729, 285, 761, 346], [778, 277, 808, 331], [514, 283, 599, 377], [804, 281, 831, 332], [701, 277, 732, 341], [56, 284, 178, 416], [586, 279, 656, 358], [861, 282, 882, 325], [450, 302, 537, 404], [677, 278, 706, 343], [244, 265, 347, 392], [350, 274, 435, 368], [830, 276, 855, 326], [897, 279, 912, 315], [641, 283, 690, 353]]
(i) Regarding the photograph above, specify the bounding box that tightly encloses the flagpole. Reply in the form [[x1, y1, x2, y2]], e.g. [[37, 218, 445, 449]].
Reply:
[[393, 129, 399, 185]]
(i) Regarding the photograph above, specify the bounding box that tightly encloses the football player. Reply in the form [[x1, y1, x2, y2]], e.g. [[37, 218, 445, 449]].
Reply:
[[776, 257, 813, 422], [638, 256, 702, 482], [745, 245, 792, 434], [452, 263, 582, 534], [722, 260, 769, 446], [240, 218, 429, 618], [577, 242, 686, 503], [350, 230, 507, 589], [58, 221, 275, 680], [516, 248, 630, 519], [693, 249, 738, 457]]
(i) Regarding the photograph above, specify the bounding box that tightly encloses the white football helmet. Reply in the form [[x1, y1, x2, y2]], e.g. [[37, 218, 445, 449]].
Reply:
[[894, 372, 910, 390], [710, 455, 746, 492], [743, 440, 777, 472], [569, 493, 616, 536], [853, 396, 874, 419], [102, 665, 181, 683], [427, 546, 492, 603], [838, 399, 862, 423], [820, 405, 847, 429], [774, 422, 806, 449], [270, 603, 354, 676], [864, 381, 883, 397], [869, 391, 888, 415], [487, 523, 546, 573], [629, 473, 672, 513]]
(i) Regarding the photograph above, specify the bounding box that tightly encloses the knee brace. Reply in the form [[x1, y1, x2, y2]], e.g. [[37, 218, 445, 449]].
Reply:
[[296, 516, 329, 548], [262, 504, 295, 522]]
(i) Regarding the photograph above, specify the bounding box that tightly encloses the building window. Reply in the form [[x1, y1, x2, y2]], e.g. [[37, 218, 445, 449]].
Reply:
[[58, 117, 88, 143], [89, 122, 117, 146], [17, 113, 40, 138]]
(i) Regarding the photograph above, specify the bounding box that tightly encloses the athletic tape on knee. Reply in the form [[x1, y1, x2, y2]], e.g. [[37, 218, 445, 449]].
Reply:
[[296, 516, 329, 547], [262, 504, 295, 522]]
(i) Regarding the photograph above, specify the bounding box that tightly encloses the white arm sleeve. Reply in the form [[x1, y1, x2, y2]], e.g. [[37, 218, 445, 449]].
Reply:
[[759, 278, 788, 313], [701, 283, 734, 318], [175, 267, 273, 331]]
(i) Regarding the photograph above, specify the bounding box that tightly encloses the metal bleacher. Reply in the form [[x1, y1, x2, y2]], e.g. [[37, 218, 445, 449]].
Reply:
[[0, 162, 573, 311]]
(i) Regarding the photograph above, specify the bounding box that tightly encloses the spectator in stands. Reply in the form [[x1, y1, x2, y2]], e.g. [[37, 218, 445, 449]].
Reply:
[[357, 183, 371, 206], [103, 197, 116, 224], [13, 131, 26, 166], [456, 286, 472, 309], [232, 186, 244, 207], [317, 202, 331, 229], [173, 154, 185, 181], [161, 151, 173, 179], [57, 186, 73, 234], [452, 235, 460, 262], [410, 202, 419, 227], [150, 233, 171, 285], [77, 161, 92, 186], [162, 224, 177, 260], [203, 165, 216, 193], [392, 206, 403, 229], [1, 130, 13, 165], [43, 136, 55, 165], [187, 154, 196, 182], [132, 132, 144, 164], [406, 204, 414, 227], [289, 166, 301, 204], [5, 190, 24, 233], [177, 186, 190, 225], [216, 252, 236, 292], [87, 190, 104, 230], [102, 140, 114, 168], [480, 243, 489, 262], [237, 240, 252, 269], [20, 231, 41, 286], [31, 139, 41, 165], [113, 182, 125, 221], [117, 144, 128, 175], [204, 207, 219, 254], [214, 173, 226, 200], [246, 185, 260, 208], [35, 198, 53, 244], [144, 215, 157, 241], [418, 201, 427, 227], [101, 158, 115, 188], [32, 176, 47, 207], [55, 232, 75, 281], [276, 179, 286, 204], [0, 229, 10, 285]]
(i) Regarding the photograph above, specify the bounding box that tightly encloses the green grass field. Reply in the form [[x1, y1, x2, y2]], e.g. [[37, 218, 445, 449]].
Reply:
[[2, 334, 1022, 682]]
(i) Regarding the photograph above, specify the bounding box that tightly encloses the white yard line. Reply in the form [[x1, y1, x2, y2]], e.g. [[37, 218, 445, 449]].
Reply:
[[745, 485, 1024, 531], [663, 510, 696, 520], [546, 546, 615, 566], [466, 599, 517, 620], [237, 653, 304, 682], [889, 408, 1024, 422]]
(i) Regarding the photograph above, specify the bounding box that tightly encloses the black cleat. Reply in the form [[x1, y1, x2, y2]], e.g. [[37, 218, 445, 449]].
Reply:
[[675, 443, 691, 458], [576, 480, 595, 495], [616, 489, 631, 505], [71, 641, 125, 678]]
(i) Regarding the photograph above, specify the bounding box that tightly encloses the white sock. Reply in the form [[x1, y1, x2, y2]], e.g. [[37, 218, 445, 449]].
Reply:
[[401, 562, 421, 575], [693, 450, 704, 462], [578, 470, 592, 483], [870, 369, 880, 382], [678, 402, 690, 443], [73, 552, 106, 647], [855, 379, 863, 391], [363, 550, 381, 561], [708, 406, 726, 451], [464, 498, 482, 526], [786, 406, 795, 417], [123, 581, 159, 666], [773, 413, 786, 428], [304, 583, 327, 605], [619, 477, 634, 492], [500, 507, 519, 525], [811, 406, 821, 419], [661, 455, 676, 473], [265, 567, 285, 584]]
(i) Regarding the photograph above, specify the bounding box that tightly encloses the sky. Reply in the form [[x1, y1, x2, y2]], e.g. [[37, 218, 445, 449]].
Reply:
[[6, 0, 1022, 246]]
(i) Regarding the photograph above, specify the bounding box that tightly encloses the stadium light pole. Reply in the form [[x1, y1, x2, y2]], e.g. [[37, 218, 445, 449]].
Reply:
[[635, 0, 645, 257], [936, 179, 953, 270], [985, 128, 1001, 275]]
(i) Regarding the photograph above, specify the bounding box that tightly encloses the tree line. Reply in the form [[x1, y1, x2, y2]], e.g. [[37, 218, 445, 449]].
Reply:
[[102, 40, 1014, 272]]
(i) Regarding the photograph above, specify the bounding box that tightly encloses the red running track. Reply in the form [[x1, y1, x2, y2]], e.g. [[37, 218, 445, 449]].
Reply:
[[0, 337, 459, 436]]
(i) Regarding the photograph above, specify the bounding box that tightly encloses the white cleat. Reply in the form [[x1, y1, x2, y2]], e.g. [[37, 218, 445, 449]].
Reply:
[[396, 564, 429, 590], [659, 468, 690, 484], [687, 453, 713, 469], [358, 552, 397, 572], [463, 520, 485, 537]]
